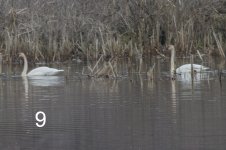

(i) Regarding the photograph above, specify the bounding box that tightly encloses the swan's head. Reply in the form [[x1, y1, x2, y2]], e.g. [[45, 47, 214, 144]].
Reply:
[[167, 45, 175, 52], [19, 52, 26, 58]]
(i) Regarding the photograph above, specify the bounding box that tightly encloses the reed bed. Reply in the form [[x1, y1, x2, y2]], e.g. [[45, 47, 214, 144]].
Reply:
[[0, 0, 225, 63]]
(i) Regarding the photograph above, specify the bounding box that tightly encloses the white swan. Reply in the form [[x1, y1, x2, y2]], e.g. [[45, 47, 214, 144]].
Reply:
[[19, 53, 64, 76], [168, 45, 209, 75], [176, 64, 209, 73]]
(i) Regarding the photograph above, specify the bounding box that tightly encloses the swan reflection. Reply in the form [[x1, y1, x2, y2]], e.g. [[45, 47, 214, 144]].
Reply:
[[22, 76, 29, 100], [27, 76, 65, 87], [176, 72, 209, 83]]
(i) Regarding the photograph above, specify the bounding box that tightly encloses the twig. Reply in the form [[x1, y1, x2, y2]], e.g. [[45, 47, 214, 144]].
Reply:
[[155, 48, 166, 58], [213, 29, 225, 58], [196, 50, 203, 61]]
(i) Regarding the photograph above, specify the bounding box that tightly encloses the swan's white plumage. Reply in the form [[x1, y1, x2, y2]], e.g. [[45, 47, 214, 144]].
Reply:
[[168, 45, 209, 75], [19, 53, 64, 76], [176, 64, 209, 74], [27, 67, 64, 76]]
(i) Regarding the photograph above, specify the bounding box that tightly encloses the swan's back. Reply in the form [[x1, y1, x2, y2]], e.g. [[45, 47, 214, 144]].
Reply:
[[176, 64, 209, 73], [27, 67, 64, 76]]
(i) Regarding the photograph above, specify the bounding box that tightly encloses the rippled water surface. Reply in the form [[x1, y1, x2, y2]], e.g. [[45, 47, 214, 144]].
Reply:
[[1, 60, 226, 150]]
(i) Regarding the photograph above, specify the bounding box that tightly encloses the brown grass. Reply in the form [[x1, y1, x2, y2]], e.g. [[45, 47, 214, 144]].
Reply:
[[0, 0, 225, 62]]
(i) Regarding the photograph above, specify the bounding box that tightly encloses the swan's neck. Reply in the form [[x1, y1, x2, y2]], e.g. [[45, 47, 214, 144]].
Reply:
[[21, 55, 28, 76], [170, 48, 175, 76]]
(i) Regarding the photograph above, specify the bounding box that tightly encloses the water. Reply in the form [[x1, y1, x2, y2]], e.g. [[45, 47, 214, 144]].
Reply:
[[1, 60, 226, 150]]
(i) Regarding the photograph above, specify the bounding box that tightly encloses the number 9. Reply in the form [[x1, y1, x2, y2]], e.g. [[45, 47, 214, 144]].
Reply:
[[35, 111, 46, 127]]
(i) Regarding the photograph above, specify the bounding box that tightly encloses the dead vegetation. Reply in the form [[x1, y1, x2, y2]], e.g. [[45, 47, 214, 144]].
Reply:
[[0, 0, 225, 63], [82, 55, 118, 78]]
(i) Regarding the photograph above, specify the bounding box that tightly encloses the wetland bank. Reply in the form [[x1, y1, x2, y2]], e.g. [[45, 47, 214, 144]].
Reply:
[[1, 0, 226, 150], [0, 0, 226, 61]]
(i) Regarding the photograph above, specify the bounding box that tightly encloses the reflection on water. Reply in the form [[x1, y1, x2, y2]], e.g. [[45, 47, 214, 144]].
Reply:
[[177, 72, 210, 82], [27, 76, 65, 87], [0, 60, 226, 150]]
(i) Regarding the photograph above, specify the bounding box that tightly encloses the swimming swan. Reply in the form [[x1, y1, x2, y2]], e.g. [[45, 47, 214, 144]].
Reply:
[[19, 53, 64, 76], [168, 45, 209, 75]]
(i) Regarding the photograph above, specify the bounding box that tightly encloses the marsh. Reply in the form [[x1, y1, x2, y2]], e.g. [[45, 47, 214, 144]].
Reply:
[[0, 58, 226, 150]]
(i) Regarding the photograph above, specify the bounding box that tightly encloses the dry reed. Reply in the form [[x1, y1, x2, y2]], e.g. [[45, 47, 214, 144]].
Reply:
[[147, 63, 155, 80], [0, 0, 225, 62]]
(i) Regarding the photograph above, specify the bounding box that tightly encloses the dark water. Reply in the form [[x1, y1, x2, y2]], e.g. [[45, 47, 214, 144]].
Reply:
[[1, 60, 226, 150]]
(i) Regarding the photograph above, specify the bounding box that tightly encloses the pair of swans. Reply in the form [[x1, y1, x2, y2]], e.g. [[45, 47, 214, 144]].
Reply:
[[168, 45, 209, 75], [19, 53, 64, 76], [19, 46, 207, 77]]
